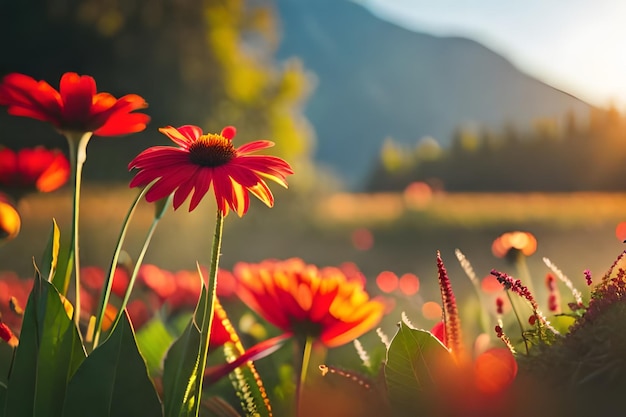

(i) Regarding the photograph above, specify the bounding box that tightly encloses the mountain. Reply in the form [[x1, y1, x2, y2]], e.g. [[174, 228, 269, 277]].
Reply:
[[273, 0, 592, 189]]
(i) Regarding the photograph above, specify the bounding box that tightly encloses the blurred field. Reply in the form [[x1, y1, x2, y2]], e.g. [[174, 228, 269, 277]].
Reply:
[[2, 185, 624, 305]]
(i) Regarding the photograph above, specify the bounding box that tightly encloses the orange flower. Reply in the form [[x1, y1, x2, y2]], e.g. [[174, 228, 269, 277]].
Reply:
[[491, 231, 537, 259], [0, 146, 70, 196], [0, 72, 149, 136], [233, 258, 385, 347], [0, 193, 20, 241], [128, 125, 294, 216]]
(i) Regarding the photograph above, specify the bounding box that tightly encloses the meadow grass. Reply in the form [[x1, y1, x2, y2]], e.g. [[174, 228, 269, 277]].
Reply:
[[2, 186, 623, 306], [314, 191, 626, 229]]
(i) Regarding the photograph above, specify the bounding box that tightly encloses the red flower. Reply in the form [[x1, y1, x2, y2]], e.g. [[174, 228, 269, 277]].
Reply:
[[0, 147, 70, 196], [80, 266, 130, 299], [0, 272, 33, 329], [0, 321, 17, 346], [137, 265, 238, 312], [233, 258, 385, 347], [0, 72, 149, 136], [128, 125, 294, 216]]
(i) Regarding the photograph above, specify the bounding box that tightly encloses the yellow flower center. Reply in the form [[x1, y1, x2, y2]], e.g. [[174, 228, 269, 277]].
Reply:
[[188, 134, 236, 167]]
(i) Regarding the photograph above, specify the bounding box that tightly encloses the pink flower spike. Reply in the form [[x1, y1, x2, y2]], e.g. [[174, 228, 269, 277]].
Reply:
[[437, 251, 464, 359]]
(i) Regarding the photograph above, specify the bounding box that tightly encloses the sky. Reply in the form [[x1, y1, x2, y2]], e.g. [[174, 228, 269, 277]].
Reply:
[[363, 0, 626, 109]]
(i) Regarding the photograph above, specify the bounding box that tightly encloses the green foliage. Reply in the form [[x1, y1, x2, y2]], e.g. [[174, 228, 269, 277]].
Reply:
[[384, 322, 452, 417], [62, 312, 163, 417], [3, 276, 86, 417], [368, 106, 626, 192], [2, 223, 84, 417], [38, 219, 60, 284], [136, 316, 176, 377], [162, 288, 207, 417], [202, 396, 244, 417]]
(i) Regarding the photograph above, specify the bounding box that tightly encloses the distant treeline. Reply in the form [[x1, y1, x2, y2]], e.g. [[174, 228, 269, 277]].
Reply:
[[365, 107, 626, 192]]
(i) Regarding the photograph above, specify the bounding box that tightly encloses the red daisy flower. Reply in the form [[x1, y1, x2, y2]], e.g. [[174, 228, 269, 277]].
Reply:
[[0, 72, 149, 136], [128, 125, 294, 216], [233, 258, 385, 348], [0, 146, 70, 195]]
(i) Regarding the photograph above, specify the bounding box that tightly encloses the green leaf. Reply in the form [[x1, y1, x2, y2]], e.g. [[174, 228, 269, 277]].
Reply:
[[162, 286, 207, 417], [4, 275, 86, 417], [550, 314, 577, 334], [202, 396, 244, 417], [223, 343, 272, 417], [62, 312, 163, 417], [136, 316, 175, 377], [0, 385, 5, 417], [39, 219, 60, 284], [0, 342, 14, 388], [384, 322, 452, 417]]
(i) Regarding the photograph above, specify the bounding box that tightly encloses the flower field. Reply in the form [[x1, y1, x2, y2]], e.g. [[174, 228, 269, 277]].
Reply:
[[3, 187, 622, 302], [1, 71, 625, 417]]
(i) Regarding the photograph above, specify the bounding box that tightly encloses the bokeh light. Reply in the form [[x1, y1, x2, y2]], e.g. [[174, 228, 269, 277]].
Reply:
[[351, 227, 374, 250], [615, 222, 626, 242], [398, 273, 420, 296], [376, 270, 398, 293], [422, 301, 442, 320], [403, 181, 433, 209]]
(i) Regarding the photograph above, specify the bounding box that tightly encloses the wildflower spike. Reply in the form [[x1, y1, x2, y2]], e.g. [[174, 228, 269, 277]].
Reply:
[[436, 251, 464, 359]]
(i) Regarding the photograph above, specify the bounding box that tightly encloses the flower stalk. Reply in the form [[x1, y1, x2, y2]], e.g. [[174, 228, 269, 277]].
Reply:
[[64, 131, 93, 329], [192, 208, 224, 416]]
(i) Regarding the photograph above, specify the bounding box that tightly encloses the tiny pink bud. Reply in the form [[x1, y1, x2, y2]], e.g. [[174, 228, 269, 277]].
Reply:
[[496, 297, 504, 315]]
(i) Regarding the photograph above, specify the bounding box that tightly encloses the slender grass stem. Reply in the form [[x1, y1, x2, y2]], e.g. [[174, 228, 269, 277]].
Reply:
[[111, 193, 169, 335], [506, 290, 530, 354], [296, 336, 314, 417], [92, 187, 147, 349]]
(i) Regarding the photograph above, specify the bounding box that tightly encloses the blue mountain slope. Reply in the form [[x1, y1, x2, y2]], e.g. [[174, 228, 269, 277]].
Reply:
[[274, 0, 591, 188]]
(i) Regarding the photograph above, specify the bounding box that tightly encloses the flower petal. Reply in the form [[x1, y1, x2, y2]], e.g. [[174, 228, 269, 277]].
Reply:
[[158, 125, 203, 148], [236, 140, 275, 155], [188, 168, 213, 212], [59, 72, 96, 125]]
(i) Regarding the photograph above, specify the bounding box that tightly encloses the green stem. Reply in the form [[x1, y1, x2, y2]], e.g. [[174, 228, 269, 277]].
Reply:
[[92, 187, 147, 349], [506, 290, 529, 354], [112, 195, 170, 331], [65, 131, 92, 329], [192, 209, 224, 416], [296, 336, 314, 417]]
